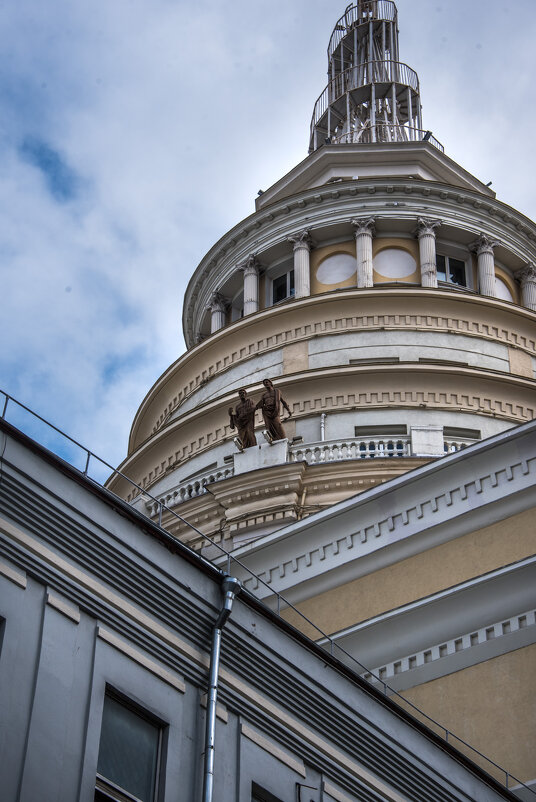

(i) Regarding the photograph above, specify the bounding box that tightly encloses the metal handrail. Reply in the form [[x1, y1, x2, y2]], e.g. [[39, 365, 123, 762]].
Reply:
[[330, 125, 444, 152], [311, 60, 419, 128], [327, 1, 397, 60], [0, 387, 533, 797]]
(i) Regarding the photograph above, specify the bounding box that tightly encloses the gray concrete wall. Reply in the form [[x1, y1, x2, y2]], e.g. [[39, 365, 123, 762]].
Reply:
[[0, 423, 519, 802]]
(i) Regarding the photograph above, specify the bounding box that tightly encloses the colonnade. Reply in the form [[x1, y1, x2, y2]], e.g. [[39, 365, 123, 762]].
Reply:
[[206, 219, 535, 334]]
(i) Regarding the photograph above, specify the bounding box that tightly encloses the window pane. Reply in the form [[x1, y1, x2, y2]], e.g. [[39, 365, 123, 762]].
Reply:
[[272, 274, 288, 303], [448, 258, 466, 286], [289, 269, 295, 296], [97, 695, 160, 802], [436, 254, 447, 282]]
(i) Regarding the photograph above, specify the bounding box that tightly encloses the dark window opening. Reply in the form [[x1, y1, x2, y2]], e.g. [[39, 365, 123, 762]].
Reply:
[[437, 254, 467, 287], [95, 692, 162, 802], [272, 270, 295, 304]]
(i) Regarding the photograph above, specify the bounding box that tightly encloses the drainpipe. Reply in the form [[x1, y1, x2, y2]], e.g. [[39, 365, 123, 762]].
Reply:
[[320, 413, 326, 442], [202, 575, 241, 802]]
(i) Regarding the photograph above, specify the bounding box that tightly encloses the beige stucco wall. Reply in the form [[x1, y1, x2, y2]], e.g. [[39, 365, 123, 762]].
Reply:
[[283, 506, 536, 638], [395, 645, 536, 784]]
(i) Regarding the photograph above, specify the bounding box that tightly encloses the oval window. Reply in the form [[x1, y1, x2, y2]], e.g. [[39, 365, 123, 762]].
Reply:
[[374, 248, 416, 279], [316, 252, 355, 284]]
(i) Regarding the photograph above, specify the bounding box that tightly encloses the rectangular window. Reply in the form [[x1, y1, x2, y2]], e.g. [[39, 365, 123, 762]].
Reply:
[[272, 270, 295, 304], [437, 254, 466, 286], [95, 692, 162, 802]]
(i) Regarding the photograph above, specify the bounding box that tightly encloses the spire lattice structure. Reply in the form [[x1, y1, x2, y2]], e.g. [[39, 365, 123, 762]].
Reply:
[[309, 0, 441, 152]]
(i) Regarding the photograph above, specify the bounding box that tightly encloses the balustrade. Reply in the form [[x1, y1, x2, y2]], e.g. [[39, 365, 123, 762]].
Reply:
[[147, 435, 472, 511]]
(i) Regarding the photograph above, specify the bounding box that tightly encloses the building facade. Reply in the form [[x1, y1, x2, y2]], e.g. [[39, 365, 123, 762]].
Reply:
[[108, 1, 536, 549], [103, 1, 536, 793], [0, 417, 527, 801]]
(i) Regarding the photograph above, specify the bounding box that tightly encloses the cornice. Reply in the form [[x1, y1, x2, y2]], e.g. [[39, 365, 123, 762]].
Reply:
[[129, 287, 536, 456], [183, 177, 536, 347], [113, 362, 536, 501], [227, 421, 536, 606]]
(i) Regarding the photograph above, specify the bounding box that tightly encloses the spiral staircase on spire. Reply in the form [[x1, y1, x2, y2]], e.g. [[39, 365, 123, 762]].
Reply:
[[309, 0, 442, 152]]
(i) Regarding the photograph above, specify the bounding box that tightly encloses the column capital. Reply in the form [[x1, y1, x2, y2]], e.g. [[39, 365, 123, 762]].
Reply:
[[208, 291, 228, 312], [287, 229, 312, 251], [351, 217, 376, 237], [515, 263, 536, 287], [240, 254, 261, 277], [469, 233, 500, 256], [415, 217, 442, 238]]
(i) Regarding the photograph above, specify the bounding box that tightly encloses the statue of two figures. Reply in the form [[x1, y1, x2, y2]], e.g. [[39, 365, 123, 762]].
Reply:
[[228, 379, 292, 449]]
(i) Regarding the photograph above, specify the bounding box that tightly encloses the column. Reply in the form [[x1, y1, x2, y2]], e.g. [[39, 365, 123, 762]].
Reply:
[[241, 255, 260, 315], [351, 218, 375, 287], [416, 218, 441, 288], [287, 230, 312, 298], [516, 263, 536, 311], [208, 292, 227, 333], [470, 234, 499, 297]]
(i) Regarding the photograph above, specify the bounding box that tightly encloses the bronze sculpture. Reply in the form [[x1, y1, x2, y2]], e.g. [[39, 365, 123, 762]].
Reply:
[[228, 388, 257, 448], [256, 379, 292, 441]]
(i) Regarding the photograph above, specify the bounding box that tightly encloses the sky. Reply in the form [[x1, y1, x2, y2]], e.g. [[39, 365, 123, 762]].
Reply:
[[1, 0, 535, 481]]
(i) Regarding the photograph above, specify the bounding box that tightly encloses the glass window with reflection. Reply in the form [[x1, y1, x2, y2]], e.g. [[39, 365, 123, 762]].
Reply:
[[95, 693, 162, 802], [272, 270, 294, 304], [436, 254, 467, 287]]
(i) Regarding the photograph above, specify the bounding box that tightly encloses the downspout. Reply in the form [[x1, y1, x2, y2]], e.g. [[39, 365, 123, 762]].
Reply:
[[202, 575, 241, 802]]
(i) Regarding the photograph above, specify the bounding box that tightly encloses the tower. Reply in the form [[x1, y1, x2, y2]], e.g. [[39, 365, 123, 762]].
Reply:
[[107, 2, 536, 789], [109, 1, 536, 548]]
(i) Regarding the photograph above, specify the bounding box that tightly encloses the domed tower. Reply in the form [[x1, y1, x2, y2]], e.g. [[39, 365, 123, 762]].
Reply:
[[108, 0, 536, 556]]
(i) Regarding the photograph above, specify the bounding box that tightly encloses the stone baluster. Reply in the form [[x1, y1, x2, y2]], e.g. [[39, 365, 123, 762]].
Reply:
[[470, 234, 499, 297], [516, 263, 536, 311], [241, 255, 260, 315], [208, 292, 227, 333], [415, 218, 441, 288], [351, 218, 375, 287], [287, 230, 313, 298]]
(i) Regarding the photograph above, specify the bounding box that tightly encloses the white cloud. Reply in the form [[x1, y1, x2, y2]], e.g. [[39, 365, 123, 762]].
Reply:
[[1, 0, 535, 475]]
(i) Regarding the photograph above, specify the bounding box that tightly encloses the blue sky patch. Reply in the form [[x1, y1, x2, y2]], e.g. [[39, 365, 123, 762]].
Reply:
[[19, 136, 80, 201]]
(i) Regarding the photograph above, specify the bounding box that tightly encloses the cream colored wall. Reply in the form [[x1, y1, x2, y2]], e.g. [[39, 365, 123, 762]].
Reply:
[[396, 645, 536, 784], [372, 237, 420, 285], [311, 242, 356, 294], [129, 290, 536, 452], [495, 265, 520, 303], [282, 506, 536, 638]]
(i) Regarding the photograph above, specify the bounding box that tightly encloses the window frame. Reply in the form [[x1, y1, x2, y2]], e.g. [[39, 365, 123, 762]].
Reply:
[[435, 242, 472, 289], [265, 257, 295, 307], [95, 689, 164, 802]]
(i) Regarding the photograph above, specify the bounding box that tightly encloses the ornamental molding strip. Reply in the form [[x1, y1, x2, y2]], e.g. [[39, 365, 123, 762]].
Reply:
[[124, 380, 535, 501], [143, 306, 536, 441], [362, 607, 536, 693]]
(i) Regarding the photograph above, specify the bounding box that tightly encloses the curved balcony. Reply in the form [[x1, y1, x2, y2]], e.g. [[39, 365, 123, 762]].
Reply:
[[328, 1, 398, 60], [145, 435, 478, 513]]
